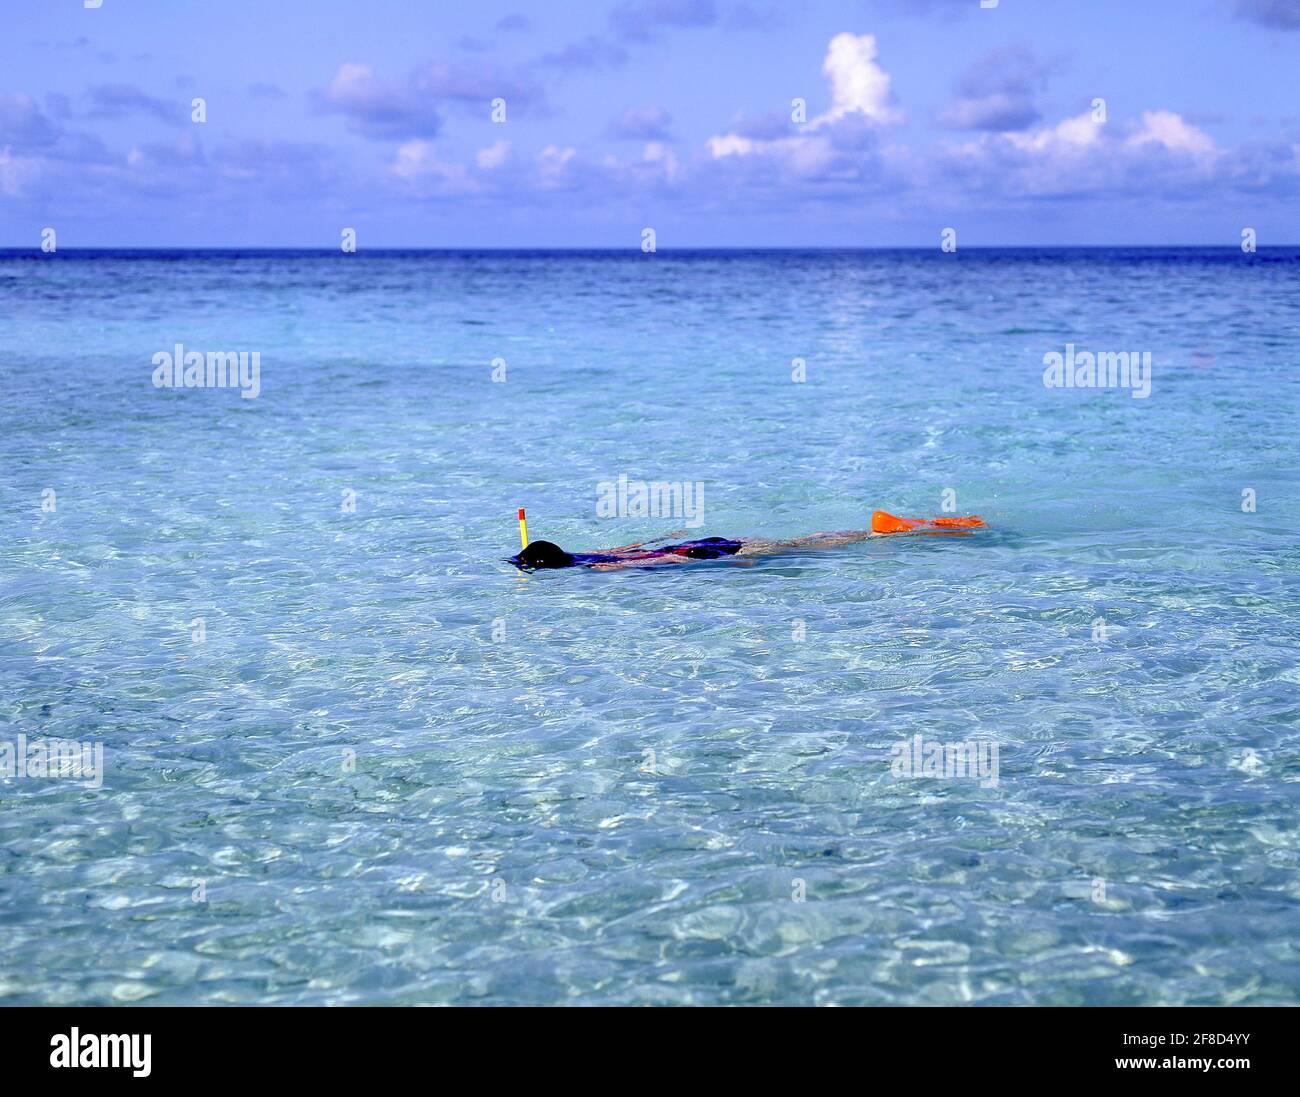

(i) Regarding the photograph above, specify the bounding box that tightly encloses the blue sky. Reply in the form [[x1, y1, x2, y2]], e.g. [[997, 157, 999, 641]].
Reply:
[[3, 0, 1299, 246]]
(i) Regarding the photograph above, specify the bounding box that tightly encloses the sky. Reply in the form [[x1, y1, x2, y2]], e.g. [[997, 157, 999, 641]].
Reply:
[[2, 0, 1299, 247]]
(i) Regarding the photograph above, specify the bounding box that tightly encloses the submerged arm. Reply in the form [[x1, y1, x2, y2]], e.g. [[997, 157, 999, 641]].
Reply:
[[588, 553, 692, 571]]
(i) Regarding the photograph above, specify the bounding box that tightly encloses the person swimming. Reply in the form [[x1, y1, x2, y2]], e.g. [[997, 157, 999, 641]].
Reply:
[[508, 511, 987, 572]]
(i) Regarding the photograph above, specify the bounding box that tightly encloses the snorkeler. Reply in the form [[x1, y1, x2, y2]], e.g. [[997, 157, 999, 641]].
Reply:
[[508, 510, 987, 572]]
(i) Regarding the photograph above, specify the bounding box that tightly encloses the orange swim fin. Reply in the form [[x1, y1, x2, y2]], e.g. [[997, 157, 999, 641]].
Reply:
[[871, 510, 921, 534], [872, 510, 987, 534], [929, 515, 986, 529]]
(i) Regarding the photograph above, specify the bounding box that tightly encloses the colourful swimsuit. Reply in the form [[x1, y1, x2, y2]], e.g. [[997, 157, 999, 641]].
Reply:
[[570, 537, 744, 568]]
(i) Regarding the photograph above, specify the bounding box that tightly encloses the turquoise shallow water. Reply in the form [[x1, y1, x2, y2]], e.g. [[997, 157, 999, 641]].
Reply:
[[1, 248, 1297, 1005]]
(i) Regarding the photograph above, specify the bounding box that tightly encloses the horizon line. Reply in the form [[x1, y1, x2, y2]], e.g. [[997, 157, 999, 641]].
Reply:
[[3, 243, 1297, 253]]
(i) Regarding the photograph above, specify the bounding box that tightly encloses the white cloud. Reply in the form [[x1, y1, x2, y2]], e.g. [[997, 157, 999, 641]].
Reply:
[[1001, 108, 1213, 163], [642, 140, 682, 181], [0, 145, 42, 196], [707, 134, 756, 157], [1005, 112, 1102, 154], [935, 105, 1226, 203], [708, 132, 836, 176], [538, 145, 578, 187], [391, 138, 439, 179], [329, 63, 382, 105], [390, 139, 474, 193], [819, 32, 900, 126], [475, 140, 512, 169], [1126, 110, 1216, 158], [706, 32, 898, 170]]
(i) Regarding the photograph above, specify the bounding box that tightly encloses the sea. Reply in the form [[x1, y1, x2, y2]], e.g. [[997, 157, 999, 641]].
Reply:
[[1, 247, 1296, 1004]]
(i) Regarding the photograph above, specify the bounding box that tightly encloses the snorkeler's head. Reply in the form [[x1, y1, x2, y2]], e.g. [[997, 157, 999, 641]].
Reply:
[[508, 540, 576, 571]]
